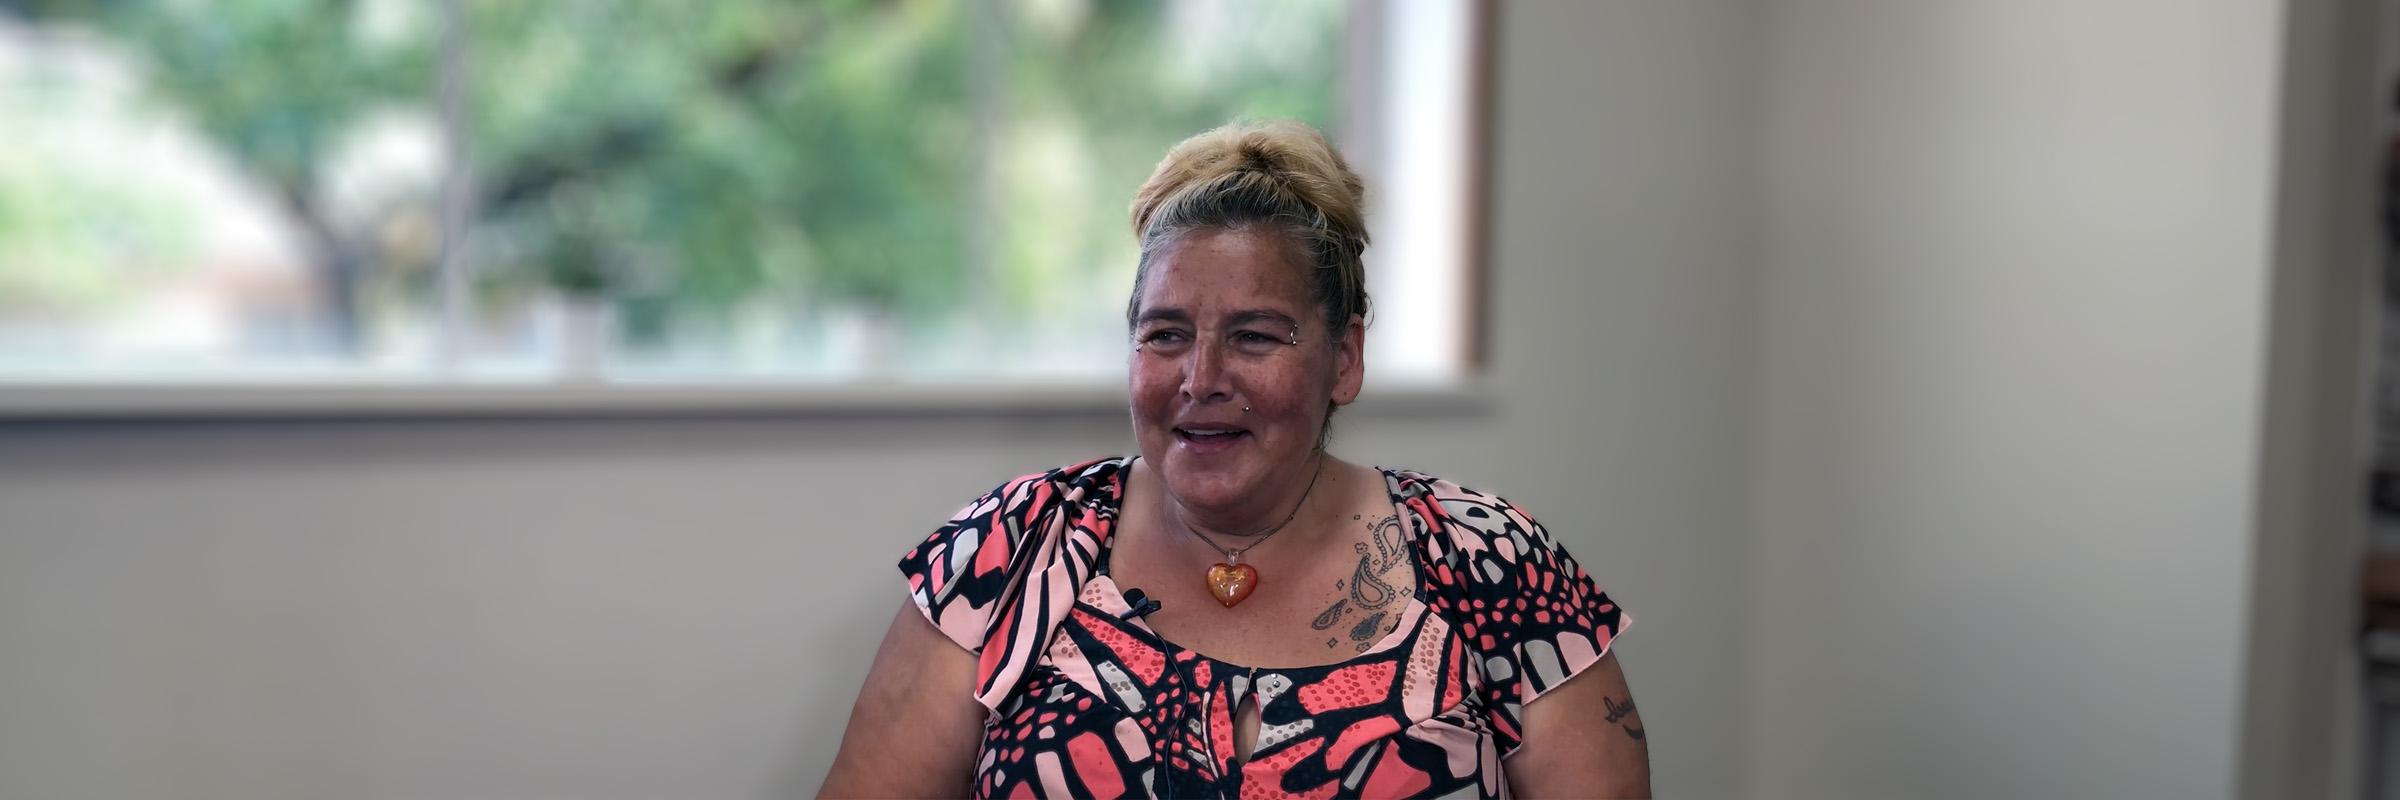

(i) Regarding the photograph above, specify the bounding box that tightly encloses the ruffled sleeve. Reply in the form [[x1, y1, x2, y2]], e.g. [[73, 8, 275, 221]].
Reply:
[[896, 460, 1119, 715], [1419, 482, 1629, 758]]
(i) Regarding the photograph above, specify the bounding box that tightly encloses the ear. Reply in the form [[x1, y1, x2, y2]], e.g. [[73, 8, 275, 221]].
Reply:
[[1330, 313, 1367, 406]]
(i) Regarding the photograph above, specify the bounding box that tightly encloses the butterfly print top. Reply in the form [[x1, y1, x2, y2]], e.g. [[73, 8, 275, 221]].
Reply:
[[897, 457, 1628, 798]]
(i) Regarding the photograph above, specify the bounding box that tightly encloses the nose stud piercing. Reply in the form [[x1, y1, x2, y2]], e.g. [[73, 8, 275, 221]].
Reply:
[[1243, 406, 1252, 413]]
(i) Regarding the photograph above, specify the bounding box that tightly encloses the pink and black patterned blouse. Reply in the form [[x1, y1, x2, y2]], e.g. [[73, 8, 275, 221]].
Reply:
[[897, 457, 1628, 799]]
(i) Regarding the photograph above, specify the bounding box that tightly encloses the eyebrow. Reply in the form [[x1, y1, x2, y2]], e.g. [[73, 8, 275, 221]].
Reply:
[[1132, 308, 1190, 326], [1227, 309, 1301, 329], [1132, 307, 1300, 328]]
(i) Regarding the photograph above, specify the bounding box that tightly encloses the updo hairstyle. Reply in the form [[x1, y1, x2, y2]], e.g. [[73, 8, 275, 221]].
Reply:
[[1125, 120, 1371, 338]]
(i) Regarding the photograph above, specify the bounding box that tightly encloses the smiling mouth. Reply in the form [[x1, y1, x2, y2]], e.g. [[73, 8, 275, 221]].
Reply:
[[1174, 428, 1251, 444]]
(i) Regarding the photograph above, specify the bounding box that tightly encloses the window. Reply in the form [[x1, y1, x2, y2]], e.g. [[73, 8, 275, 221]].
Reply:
[[0, 0, 1482, 399]]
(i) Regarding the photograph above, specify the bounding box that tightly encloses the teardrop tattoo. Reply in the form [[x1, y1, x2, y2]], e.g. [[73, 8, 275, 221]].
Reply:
[[1311, 599, 1349, 630], [1349, 556, 1395, 608]]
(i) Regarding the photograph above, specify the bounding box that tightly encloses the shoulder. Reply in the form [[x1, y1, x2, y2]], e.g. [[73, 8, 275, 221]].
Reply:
[[935, 456, 1130, 534], [986, 455, 1130, 504], [900, 456, 1129, 611], [1386, 468, 1622, 637], [898, 456, 1132, 710], [1387, 469, 1629, 745], [1385, 468, 1572, 570]]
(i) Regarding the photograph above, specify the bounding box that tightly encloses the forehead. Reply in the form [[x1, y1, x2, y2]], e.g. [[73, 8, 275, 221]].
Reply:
[[1136, 228, 1314, 318]]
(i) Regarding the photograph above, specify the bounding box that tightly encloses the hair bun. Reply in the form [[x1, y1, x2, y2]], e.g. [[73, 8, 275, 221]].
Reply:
[[1129, 120, 1368, 254], [1125, 120, 1372, 341]]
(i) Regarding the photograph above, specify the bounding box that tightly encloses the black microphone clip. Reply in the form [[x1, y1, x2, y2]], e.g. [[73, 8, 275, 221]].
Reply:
[[1118, 588, 1164, 619]]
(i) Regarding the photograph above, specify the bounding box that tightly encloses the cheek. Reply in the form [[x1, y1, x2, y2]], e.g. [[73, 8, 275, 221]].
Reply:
[[1127, 360, 1179, 417], [1248, 366, 1328, 418]]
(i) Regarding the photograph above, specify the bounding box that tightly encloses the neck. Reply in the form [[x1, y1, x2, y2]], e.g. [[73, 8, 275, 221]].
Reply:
[[1163, 452, 1330, 542]]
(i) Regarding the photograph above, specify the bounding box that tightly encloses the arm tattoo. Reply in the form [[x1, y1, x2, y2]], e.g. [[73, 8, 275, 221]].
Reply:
[[1605, 696, 1645, 741]]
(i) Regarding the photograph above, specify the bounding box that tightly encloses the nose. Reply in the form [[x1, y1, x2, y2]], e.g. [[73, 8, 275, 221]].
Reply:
[[1179, 337, 1233, 403]]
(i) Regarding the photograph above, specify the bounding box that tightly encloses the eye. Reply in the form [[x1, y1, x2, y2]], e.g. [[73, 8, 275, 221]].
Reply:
[[1137, 329, 1189, 348], [1230, 329, 1296, 356]]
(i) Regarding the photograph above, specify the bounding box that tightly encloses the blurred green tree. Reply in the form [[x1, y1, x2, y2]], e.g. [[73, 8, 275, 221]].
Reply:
[[0, 0, 1341, 362], [2, 0, 434, 349]]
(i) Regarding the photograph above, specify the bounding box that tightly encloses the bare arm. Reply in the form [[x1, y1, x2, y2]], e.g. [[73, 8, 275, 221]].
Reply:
[[1501, 651, 1651, 799], [818, 601, 988, 799]]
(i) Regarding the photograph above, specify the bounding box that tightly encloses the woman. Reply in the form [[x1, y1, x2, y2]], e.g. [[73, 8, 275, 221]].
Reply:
[[821, 121, 1646, 799]]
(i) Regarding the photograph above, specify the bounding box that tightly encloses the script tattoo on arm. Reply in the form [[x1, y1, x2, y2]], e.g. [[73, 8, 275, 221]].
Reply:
[[1604, 695, 1645, 741]]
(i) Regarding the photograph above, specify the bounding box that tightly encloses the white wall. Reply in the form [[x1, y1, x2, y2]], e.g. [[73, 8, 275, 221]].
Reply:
[[0, 3, 1765, 798], [1748, 1, 2303, 798], [1482, 1, 1762, 794]]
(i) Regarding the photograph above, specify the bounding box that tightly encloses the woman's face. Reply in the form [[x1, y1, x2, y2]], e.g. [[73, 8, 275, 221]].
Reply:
[[1128, 227, 1364, 517]]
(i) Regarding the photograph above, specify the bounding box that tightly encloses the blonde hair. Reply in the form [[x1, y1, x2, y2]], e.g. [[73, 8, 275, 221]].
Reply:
[[1126, 120, 1371, 335]]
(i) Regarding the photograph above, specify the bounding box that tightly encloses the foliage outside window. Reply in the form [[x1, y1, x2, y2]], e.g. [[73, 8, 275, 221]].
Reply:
[[0, 0, 1466, 390]]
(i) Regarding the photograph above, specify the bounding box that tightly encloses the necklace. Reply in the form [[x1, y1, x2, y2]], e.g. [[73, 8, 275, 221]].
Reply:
[[1164, 454, 1326, 607]]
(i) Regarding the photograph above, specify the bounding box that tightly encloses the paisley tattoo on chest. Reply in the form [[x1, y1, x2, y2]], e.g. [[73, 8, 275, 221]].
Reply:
[[1310, 599, 1349, 630], [1309, 514, 1410, 646], [1348, 554, 1396, 608], [1348, 611, 1388, 650]]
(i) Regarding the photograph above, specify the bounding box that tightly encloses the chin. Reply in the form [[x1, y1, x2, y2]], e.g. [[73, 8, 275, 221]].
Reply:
[[1150, 450, 1258, 507], [1158, 454, 1239, 491]]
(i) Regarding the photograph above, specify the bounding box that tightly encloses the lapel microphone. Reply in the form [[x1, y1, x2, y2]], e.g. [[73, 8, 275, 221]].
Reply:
[[1118, 588, 1164, 619]]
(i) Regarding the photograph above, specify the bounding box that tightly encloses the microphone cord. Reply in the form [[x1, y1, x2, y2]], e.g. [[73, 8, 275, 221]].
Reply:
[[1117, 588, 1211, 799]]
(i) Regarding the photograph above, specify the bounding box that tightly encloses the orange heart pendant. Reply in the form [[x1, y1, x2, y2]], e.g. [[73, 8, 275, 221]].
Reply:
[[1205, 563, 1259, 607]]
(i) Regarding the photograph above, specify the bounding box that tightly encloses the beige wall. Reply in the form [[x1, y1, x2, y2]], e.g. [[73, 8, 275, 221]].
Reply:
[[0, 3, 1765, 798], [1749, 1, 2319, 798]]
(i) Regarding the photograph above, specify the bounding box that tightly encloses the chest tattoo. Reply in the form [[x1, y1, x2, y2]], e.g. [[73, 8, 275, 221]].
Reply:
[[1309, 514, 1411, 648]]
